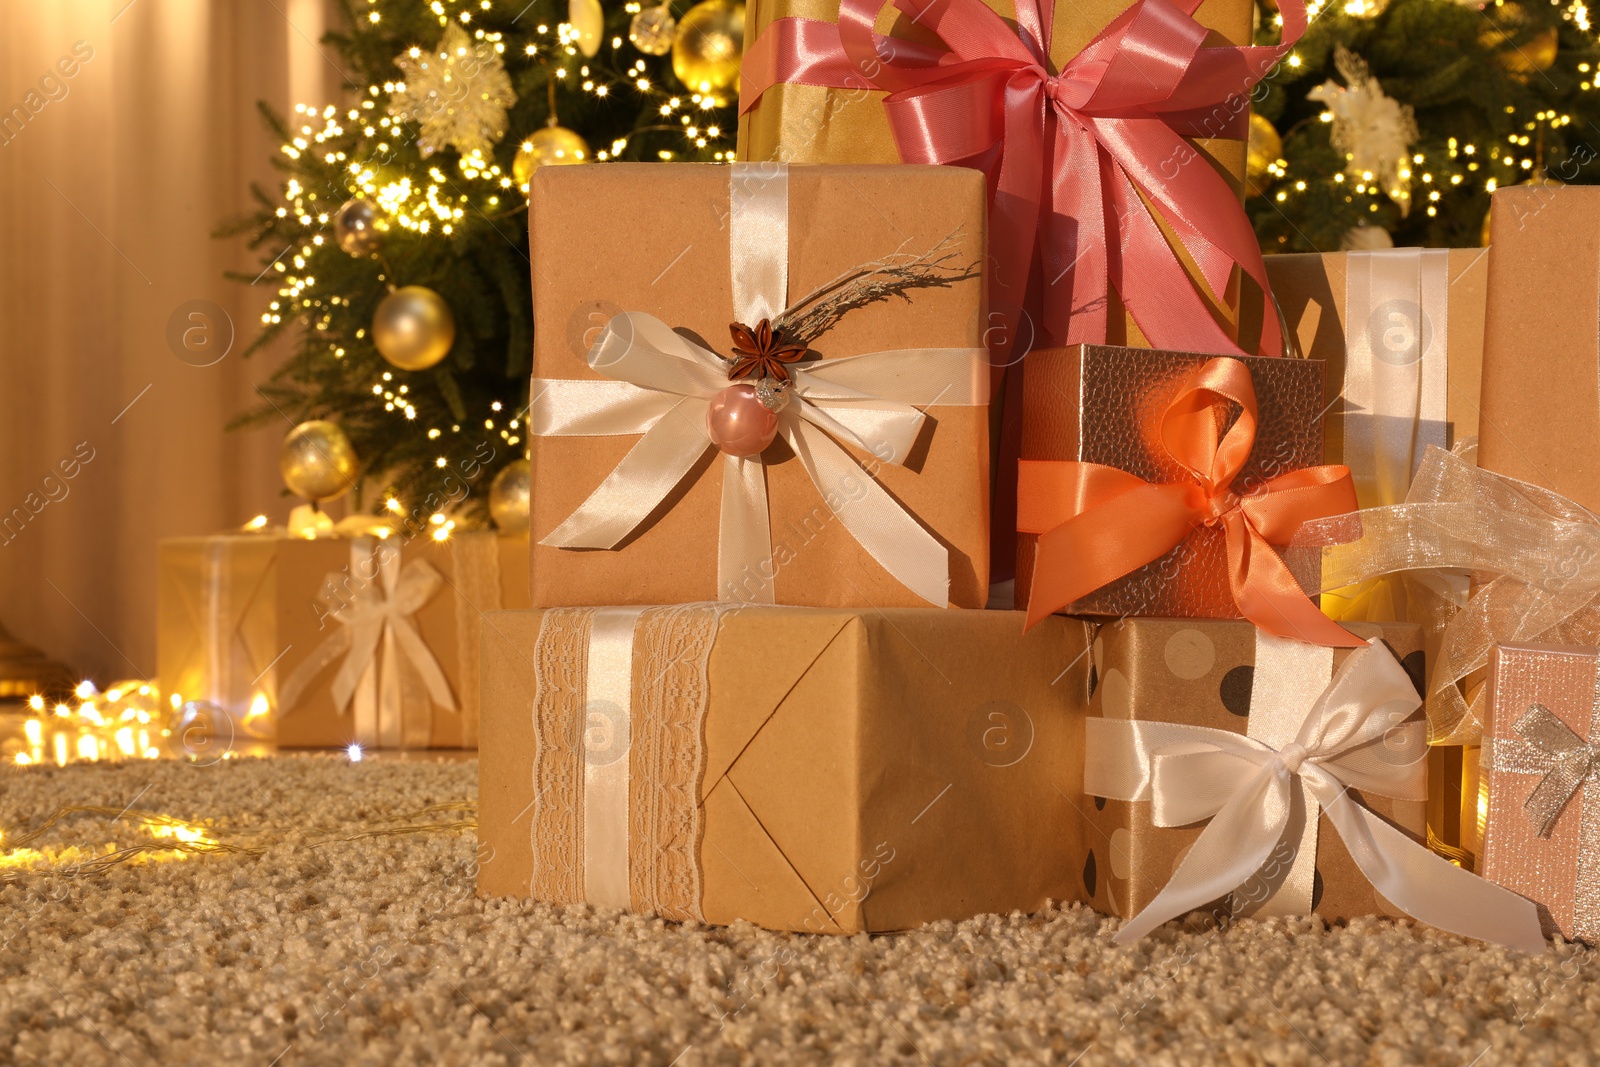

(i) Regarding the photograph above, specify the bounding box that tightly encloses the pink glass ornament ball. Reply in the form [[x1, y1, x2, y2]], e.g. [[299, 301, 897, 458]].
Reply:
[[706, 384, 778, 457]]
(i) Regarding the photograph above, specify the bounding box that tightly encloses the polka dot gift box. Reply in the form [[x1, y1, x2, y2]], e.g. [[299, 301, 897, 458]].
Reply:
[[1080, 617, 1431, 924]]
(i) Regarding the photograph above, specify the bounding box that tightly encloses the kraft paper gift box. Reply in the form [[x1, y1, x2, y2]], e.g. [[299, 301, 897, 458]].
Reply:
[[477, 605, 1093, 933], [1481, 642, 1600, 942], [1077, 616, 1545, 950], [1480, 185, 1600, 513], [157, 532, 528, 749], [528, 162, 990, 609], [1011, 344, 1357, 648]]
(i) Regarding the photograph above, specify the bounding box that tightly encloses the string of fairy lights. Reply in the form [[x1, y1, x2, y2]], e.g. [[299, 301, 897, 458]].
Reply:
[[254, 0, 739, 528], [1250, 0, 1590, 244]]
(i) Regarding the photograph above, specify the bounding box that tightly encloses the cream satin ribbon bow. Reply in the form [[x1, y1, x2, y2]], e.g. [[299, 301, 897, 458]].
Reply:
[[1086, 639, 1546, 951], [533, 311, 986, 606], [278, 538, 458, 746]]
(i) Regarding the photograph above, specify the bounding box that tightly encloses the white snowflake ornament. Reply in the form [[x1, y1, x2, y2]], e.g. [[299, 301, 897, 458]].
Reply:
[[1308, 47, 1419, 216], [389, 23, 516, 158]]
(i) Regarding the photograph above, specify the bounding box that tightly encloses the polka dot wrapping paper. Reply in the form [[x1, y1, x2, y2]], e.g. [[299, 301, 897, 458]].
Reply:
[[1079, 616, 1430, 923]]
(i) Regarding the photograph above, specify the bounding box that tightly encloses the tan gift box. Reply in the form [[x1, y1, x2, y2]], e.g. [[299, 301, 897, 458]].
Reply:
[[529, 163, 990, 609], [1480, 185, 1600, 511], [1078, 617, 1428, 922], [157, 532, 528, 749], [477, 605, 1092, 932]]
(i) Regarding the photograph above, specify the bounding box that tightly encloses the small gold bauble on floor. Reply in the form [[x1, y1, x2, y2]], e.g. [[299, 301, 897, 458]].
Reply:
[[372, 285, 456, 371], [488, 459, 531, 534], [672, 0, 745, 99], [1245, 113, 1282, 199], [280, 420, 358, 503], [513, 126, 591, 185], [630, 2, 677, 55], [334, 198, 382, 257]]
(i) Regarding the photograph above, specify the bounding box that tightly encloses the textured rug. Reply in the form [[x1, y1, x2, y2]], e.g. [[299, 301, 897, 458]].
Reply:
[[1, 756, 1596, 1067]]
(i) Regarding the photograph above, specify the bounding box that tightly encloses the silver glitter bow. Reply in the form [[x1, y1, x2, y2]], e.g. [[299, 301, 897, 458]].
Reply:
[[1506, 705, 1600, 839]]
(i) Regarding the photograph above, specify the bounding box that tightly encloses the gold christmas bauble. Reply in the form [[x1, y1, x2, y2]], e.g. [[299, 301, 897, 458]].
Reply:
[[1481, 3, 1558, 76], [372, 285, 455, 371], [569, 0, 605, 57], [513, 125, 592, 185], [280, 420, 358, 503], [488, 459, 531, 533], [672, 0, 745, 99], [630, 3, 677, 55], [334, 198, 382, 257], [1481, 174, 1563, 246], [1245, 113, 1283, 199]]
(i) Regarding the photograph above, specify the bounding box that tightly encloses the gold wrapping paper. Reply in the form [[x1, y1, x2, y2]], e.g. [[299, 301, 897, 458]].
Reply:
[[736, 0, 1254, 346], [1013, 343, 1327, 620], [1481, 642, 1600, 941], [529, 163, 991, 609], [477, 606, 1093, 932], [1079, 617, 1429, 922], [156, 532, 529, 749]]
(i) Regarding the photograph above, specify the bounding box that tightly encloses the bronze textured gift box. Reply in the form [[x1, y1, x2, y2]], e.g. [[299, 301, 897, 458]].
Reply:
[[1078, 617, 1428, 923], [1013, 344, 1332, 624], [158, 532, 528, 749], [528, 163, 990, 609], [477, 605, 1092, 932], [1481, 642, 1600, 942]]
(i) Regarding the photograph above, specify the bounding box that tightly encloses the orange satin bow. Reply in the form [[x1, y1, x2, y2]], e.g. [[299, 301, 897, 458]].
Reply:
[[1018, 357, 1361, 646]]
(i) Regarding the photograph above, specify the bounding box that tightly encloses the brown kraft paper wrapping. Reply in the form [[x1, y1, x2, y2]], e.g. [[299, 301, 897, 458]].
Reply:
[[1013, 344, 1327, 620], [529, 163, 990, 609], [1256, 249, 1487, 462], [158, 533, 529, 749], [1079, 617, 1429, 922], [1480, 186, 1600, 511], [477, 606, 1092, 933]]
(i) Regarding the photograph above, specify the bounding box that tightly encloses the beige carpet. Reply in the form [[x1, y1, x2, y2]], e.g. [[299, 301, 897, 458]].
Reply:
[[1, 757, 1596, 1067]]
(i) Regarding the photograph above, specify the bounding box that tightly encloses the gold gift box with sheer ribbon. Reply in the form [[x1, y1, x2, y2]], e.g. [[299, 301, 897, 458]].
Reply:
[[477, 605, 1092, 932], [156, 532, 527, 749]]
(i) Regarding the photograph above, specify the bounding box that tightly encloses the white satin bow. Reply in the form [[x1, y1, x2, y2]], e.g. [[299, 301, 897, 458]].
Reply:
[[1086, 639, 1546, 951], [278, 538, 458, 747], [533, 311, 986, 606]]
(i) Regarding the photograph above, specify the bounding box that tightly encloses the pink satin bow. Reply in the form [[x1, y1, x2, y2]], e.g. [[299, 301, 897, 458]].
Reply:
[[740, 0, 1304, 359]]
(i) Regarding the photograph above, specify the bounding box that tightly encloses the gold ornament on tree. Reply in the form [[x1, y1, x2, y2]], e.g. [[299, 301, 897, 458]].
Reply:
[[334, 199, 382, 257], [488, 459, 531, 534], [372, 285, 456, 371], [672, 0, 745, 99], [630, 2, 678, 55], [569, 0, 605, 57], [514, 126, 591, 184], [281, 420, 358, 503], [1245, 113, 1282, 198], [1481, 3, 1558, 77], [389, 23, 517, 157]]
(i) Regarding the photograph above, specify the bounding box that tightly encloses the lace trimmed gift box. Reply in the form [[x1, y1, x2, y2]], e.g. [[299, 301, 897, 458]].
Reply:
[[477, 605, 1091, 932]]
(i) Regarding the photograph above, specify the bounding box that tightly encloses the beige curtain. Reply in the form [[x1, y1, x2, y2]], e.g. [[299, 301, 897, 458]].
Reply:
[[0, 0, 347, 685]]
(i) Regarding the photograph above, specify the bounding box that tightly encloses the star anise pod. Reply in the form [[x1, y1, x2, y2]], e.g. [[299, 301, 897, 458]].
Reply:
[[727, 319, 807, 383]]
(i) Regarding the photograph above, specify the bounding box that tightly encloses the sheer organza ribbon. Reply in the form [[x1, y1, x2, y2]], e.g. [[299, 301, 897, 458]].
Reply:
[[740, 0, 1302, 356], [1016, 356, 1359, 644], [1294, 444, 1600, 744], [533, 164, 988, 607], [1086, 638, 1547, 951], [278, 537, 458, 748]]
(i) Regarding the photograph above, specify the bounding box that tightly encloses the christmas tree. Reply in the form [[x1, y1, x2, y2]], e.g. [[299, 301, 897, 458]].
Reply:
[[223, 0, 743, 527], [1249, 0, 1600, 252]]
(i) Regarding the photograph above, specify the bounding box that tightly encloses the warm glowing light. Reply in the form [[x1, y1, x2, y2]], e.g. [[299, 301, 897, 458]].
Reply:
[[75, 680, 97, 700], [347, 743, 364, 762]]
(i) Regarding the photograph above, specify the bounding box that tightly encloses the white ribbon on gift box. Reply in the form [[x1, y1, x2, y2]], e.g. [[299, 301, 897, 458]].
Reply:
[[530, 163, 988, 607], [277, 537, 458, 747], [1085, 634, 1546, 951]]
